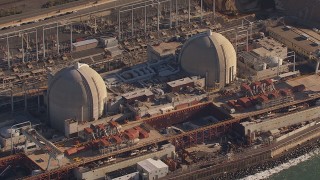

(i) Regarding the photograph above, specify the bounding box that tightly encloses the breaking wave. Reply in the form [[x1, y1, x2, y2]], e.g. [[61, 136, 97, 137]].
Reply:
[[238, 148, 320, 180]]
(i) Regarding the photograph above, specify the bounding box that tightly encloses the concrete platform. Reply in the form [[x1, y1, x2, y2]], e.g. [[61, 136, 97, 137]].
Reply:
[[27, 150, 71, 171], [285, 74, 320, 92]]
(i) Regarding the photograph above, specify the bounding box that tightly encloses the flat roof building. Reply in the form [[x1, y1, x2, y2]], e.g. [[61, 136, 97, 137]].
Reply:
[[106, 166, 139, 180], [147, 42, 181, 62], [122, 89, 154, 104], [268, 26, 320, 61], [167, 77, 194, 92], [137, 158, 169, 180]]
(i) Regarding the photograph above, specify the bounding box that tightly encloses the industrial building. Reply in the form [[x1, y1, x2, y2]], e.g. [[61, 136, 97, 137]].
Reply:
[[238, 36, 291, 81], [137, 158, 169, 180], [74, 143, 175, 180], [147, 42, 181, 62], [106, 166, 139, 180], [122, 89, 154, 104], [72, 39, 99, 52], [1, 0, 320, 179], [179, 30, 237, 89], [167, 77, 194, 92], [47, 63, 107, 133], [268, 25, 320, 72]]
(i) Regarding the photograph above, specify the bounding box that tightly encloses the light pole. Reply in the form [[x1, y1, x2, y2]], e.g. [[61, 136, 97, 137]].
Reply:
[[243, 18, 253, 39], [287, 51, 296, 72]]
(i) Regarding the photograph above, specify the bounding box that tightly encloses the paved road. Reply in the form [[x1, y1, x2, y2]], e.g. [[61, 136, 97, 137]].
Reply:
[[0, 0, 144, 35]]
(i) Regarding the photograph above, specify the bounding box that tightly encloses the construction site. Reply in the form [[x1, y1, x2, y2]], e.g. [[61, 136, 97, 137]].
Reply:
[[0, 0, 319, 180]]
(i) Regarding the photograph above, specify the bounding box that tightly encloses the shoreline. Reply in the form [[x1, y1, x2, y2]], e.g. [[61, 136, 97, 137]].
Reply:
[[214, 139, 320, 180]]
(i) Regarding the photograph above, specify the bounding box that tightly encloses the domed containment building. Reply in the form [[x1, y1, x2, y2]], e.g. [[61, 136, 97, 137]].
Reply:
[[48, 63, 107, 132], [179, 30, 237, 89]]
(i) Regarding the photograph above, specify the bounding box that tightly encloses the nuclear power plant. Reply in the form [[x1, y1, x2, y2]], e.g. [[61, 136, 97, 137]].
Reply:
[[0, 0, 320, 180], [47, 63, 107, 133], [179, 30, 237, 89]]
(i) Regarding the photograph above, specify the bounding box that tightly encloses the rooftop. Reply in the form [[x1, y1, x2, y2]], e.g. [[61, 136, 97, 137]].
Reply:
[[122, 88, 154, 100], [106, 166, 138, 179], [268, 26, 320, 54], [167, 77, 194, 88], [149, 42, 181, 56], [72, 39, 98, 47], [137, 158, 168, 173]]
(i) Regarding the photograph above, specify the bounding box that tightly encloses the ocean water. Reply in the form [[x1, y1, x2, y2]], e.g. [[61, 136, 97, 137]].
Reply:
[[269, 154, 320, 180], [239, 148, 320, 180]]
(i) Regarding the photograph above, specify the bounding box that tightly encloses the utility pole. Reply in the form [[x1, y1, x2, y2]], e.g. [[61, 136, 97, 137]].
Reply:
[[132, 5, 134, 37], [144, 2, 147, 33], [70, 23, 73, 52], [21, 33, 25, 63], [118, 10, 121, 39], [56, 23, 59, 54], [212, 0, 215, 21], [188, 0, 190, 23], [43, 26, 45, 58], [157, 1, 160, 32], [36, 29, 39, 61], [7, 35, 10, 68]]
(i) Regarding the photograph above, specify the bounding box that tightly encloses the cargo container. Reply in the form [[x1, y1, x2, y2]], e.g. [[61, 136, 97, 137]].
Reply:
[[139, 130, 149, 139], [175, 103, 189, 110], [77, 146, 86, 152], [65, 147, 77, 156], [125, 129, 139, 139], [292, 84, 306, 92]]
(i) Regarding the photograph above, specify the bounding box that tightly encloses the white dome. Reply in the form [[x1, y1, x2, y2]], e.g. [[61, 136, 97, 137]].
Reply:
[[0, 127, 19, 138], [48, 63, 107, 132], [267, 56, 283, 67], [179, 31, 237, 89]]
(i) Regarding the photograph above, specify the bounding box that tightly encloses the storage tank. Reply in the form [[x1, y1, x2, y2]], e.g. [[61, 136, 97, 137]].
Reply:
[[268, 56, 283, 67], [262, 63, 267, 70]]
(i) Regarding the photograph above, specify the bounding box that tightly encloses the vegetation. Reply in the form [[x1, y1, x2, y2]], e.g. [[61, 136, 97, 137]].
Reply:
[[41, 0, 80, 8], [0, 7, 22, 18]]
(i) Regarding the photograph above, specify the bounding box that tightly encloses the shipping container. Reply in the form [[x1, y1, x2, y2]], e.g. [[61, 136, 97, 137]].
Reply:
[[175, 103, 189, 110], [77, 146, 86, 152], [125, 129, 139, 139], [65, 147, 77, 156], [139, 130, 149, 139], [292, 84, 306, 92]]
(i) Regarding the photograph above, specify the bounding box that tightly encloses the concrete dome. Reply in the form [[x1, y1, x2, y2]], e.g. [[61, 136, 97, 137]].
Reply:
[[179, 30, 237, 89], [48, 63, 107, 132]]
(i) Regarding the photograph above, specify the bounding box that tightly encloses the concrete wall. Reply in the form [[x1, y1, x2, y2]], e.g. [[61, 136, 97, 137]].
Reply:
[[106, 171, 139, 180], [243, 106, 320, 135], [275, 122, 316, 142], [271, 125, 320, 157], [74, 144, 175, 180]]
